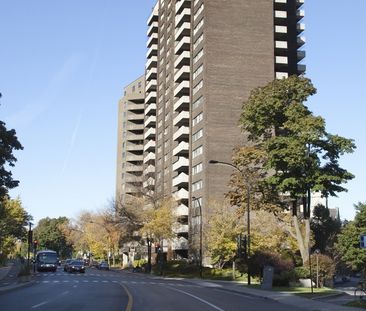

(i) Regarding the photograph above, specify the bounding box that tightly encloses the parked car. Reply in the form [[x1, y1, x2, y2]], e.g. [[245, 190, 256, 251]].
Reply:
[[97, 261, 109, 270], [67, 260, 85, 273], [63, 259, 73, 272]]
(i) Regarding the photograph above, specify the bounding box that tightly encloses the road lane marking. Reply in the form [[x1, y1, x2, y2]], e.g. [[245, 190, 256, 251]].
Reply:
[[31, 301, 48, 309], [121, 284, 133, 311], [167, 287, 225, 311]]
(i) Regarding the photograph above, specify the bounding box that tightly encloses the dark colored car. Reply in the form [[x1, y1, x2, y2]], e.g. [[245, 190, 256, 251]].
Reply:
[[63, 259, 73, 272], [97, 261, 109, 270], [67, 260, 85, 273]]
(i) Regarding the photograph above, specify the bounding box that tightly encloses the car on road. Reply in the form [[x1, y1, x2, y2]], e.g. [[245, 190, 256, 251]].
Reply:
[[63, 259, 73, 272], [67, 260, 86, 273], [97, 261, 109, 270]]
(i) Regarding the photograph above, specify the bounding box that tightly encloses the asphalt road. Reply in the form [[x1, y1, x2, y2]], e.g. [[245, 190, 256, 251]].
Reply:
[[0, 267, 307, 311]]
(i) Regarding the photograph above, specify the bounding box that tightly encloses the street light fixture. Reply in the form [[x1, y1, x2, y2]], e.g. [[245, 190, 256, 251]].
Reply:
[[192, 196, 203, 279], [208, 159, 251, 285]]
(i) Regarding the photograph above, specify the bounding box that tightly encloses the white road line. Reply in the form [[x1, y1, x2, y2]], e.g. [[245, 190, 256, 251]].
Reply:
[[31, 301, 48, 309], [167, 287, 225, 311]]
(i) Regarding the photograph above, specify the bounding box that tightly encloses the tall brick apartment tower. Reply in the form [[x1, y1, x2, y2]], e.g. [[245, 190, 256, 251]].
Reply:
[[139, 0, 305, 260]]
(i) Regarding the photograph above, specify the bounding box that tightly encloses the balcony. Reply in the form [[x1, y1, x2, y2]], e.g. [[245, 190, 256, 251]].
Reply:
[[146, 56, 158, 70], [297, 64, 306, 74], [297, 50, 305, 61], [276, 72, 289, 79], [145, 103, 156, 116], [127, 133, 144, 141], [172, 237, 188, 250], [274, 10, 287, 19], [172, 156, 189, 173], [126, 123, 143, 131], [147, 21, 158, 37], [173, 111, 189, 127], [174, 51, 190, 69], [174, 95, 190, 112], [145, 115, 156, 127], [126, 154, 144, 162], [275, 56, 288, 65], [297, 9, 305, 20], [174, 204, 189, 217], [127, 113, 144, 121], [126, 143, 143, 152], [297, 36, 306, 47], [174, 80, 190, 97], [144, 127, 156, 139], [147, 7, 158, 26], [144, 164, 155, 175], [275, 25, 287, 34], [173, 141, 189, 156], [147, 32, 158, 48], [146, 44, 158, 59], [274, 0, 287, 3], [146, 67, 157, 81], [174, 36, 190, 55], [173, 188, 189, 201], [174, 65, 190, 83], [145, 79, 157, 92], [173, 126, 189, 141], [175, 22, 191, 41], [172, 172, 189, 187], [175, 8, 191, 28], [145, 91, 157, 104], [125, 164, 143, 173], [174, 224, 189, 234], [143, 177, 155, 188], [143, 152, 156, 164], [297, 23, 305, 34], [143, 140, 156, 152], [175, 0, 191, 15], [296, 0, 305, 7], [127, 103, 144, 111], [125, 174, 143, 183]]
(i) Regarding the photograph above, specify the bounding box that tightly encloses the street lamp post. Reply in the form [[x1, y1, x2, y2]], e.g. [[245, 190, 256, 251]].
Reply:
[[315, 249, 320, 288], [208, 159, 251, 285], [192, 196, 203, 279]]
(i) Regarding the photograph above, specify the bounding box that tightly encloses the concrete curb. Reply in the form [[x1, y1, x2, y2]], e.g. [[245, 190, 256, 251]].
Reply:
[[0, 279, 35, 295]]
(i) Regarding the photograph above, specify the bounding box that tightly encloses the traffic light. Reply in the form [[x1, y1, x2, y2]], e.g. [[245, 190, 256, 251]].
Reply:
[[28, 230, 33, 244], [33, 240, 38, 251]]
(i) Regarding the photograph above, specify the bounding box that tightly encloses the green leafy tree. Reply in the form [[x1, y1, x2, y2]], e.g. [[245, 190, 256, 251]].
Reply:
[[34, 217, 73, 258], [311, 204, 341, 254], [0, 94, 23, 199], [206, 201, 242, 269], [0, 196, 31, 260], [233, 76, 355, 264], [335, 202, 366, 271]]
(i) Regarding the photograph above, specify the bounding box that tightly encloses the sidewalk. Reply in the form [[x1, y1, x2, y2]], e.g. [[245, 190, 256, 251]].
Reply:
[[185, 278, 361, 311], [0, 259, 34, 293]]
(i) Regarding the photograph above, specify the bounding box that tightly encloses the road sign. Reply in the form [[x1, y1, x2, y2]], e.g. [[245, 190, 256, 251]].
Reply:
[[360, 234, 366, 248]]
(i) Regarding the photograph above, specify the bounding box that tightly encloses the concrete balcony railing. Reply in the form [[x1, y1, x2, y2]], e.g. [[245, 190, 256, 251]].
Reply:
[[296, 0, 305, 7], [146, 44, 158, 59], [144, 127, 156, 139], [126, 154, 144, 162], [146, 67, 157, 81], [143, 140, 156, 152], [145, 91, 157, 104], [145, 103, 156, 116], [174, 80, 190, 97], [174, 204, 189, 217], [147, 32, 158, 48], [126, 143, 143, 152], [171, 237, 188, 250], [297, 64, 306, 74], [276, 72, 289, 80], [174, 36, 190, 55], [147, 7, 158, 26], [297, 36, 306, 47], [125, 174, 143, 183], [173, 188, 189, 201], [143, 177, 155, 188], [173, 111, 189, 127], [172, 172, 189, 187], [127, 103, 144, 111], [297, 23, 305, 33], [125, 164, 143, 173], [126, 123, 144, 131], [145, 79, 157, 92], [173, 126, 189, 141], [175, 22, 191, 41], [174, 65, 190, 83], [174, 95, 190, 112], [144, 164, 155, 175], [175, 0, 191, 15], [174, 51, 190, 69], [127, 133, 144, 141], [275, 25, 287, 34], [297, 50, 305, 61], [146, 56, 158, 70], [172, 156, 189, 172], [275, 56, 288, 65], [173, 141, 189, 156], [145, 115, 156, 127], [274, 10, 287, 19], [127, 113, 144, 121], [297, 9, 305, 20], [143, 152, 156, 164], [147, 21, 158, 37], [175, 8, 191, 28], [174, 224, 189, 234], [275, 40, 288, 49]]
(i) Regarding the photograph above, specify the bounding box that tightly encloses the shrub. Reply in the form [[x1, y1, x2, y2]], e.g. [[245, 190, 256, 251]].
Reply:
[[294, 266, 310, 279]]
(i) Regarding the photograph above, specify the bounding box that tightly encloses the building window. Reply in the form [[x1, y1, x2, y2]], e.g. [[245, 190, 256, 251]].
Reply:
[[193, 80, 203, 96], [192, 129, 203, 142], [192, 96, 203, 110], [193, 48, 204, 64], [192, 145, 203, 158], [193, 18, 204, 36], [193, 64, 203, 80], [193, 33, 203, 51], [192, 112, 203, 127], [192, 180, 203, 192], [192, 162, 203, 175], [194, 3, 204, 21]]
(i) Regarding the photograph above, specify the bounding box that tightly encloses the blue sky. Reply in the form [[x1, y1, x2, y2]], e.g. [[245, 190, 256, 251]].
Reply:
[[0, 0, 365, 223]]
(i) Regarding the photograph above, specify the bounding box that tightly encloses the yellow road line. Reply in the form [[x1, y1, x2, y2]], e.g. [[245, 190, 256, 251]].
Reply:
[[121, 284, 133, 311]]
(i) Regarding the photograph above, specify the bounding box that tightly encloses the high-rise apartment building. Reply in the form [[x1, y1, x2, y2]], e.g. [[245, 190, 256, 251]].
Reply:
[[116, 76, 145, 203], [117, 0, 305, 261]]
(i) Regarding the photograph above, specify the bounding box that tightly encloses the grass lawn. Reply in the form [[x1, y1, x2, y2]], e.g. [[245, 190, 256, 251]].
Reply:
[[272, 286, 341, 298]]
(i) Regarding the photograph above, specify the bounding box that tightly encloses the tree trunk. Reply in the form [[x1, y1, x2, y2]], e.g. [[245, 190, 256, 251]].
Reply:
[[293, 216, 310, 264]]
